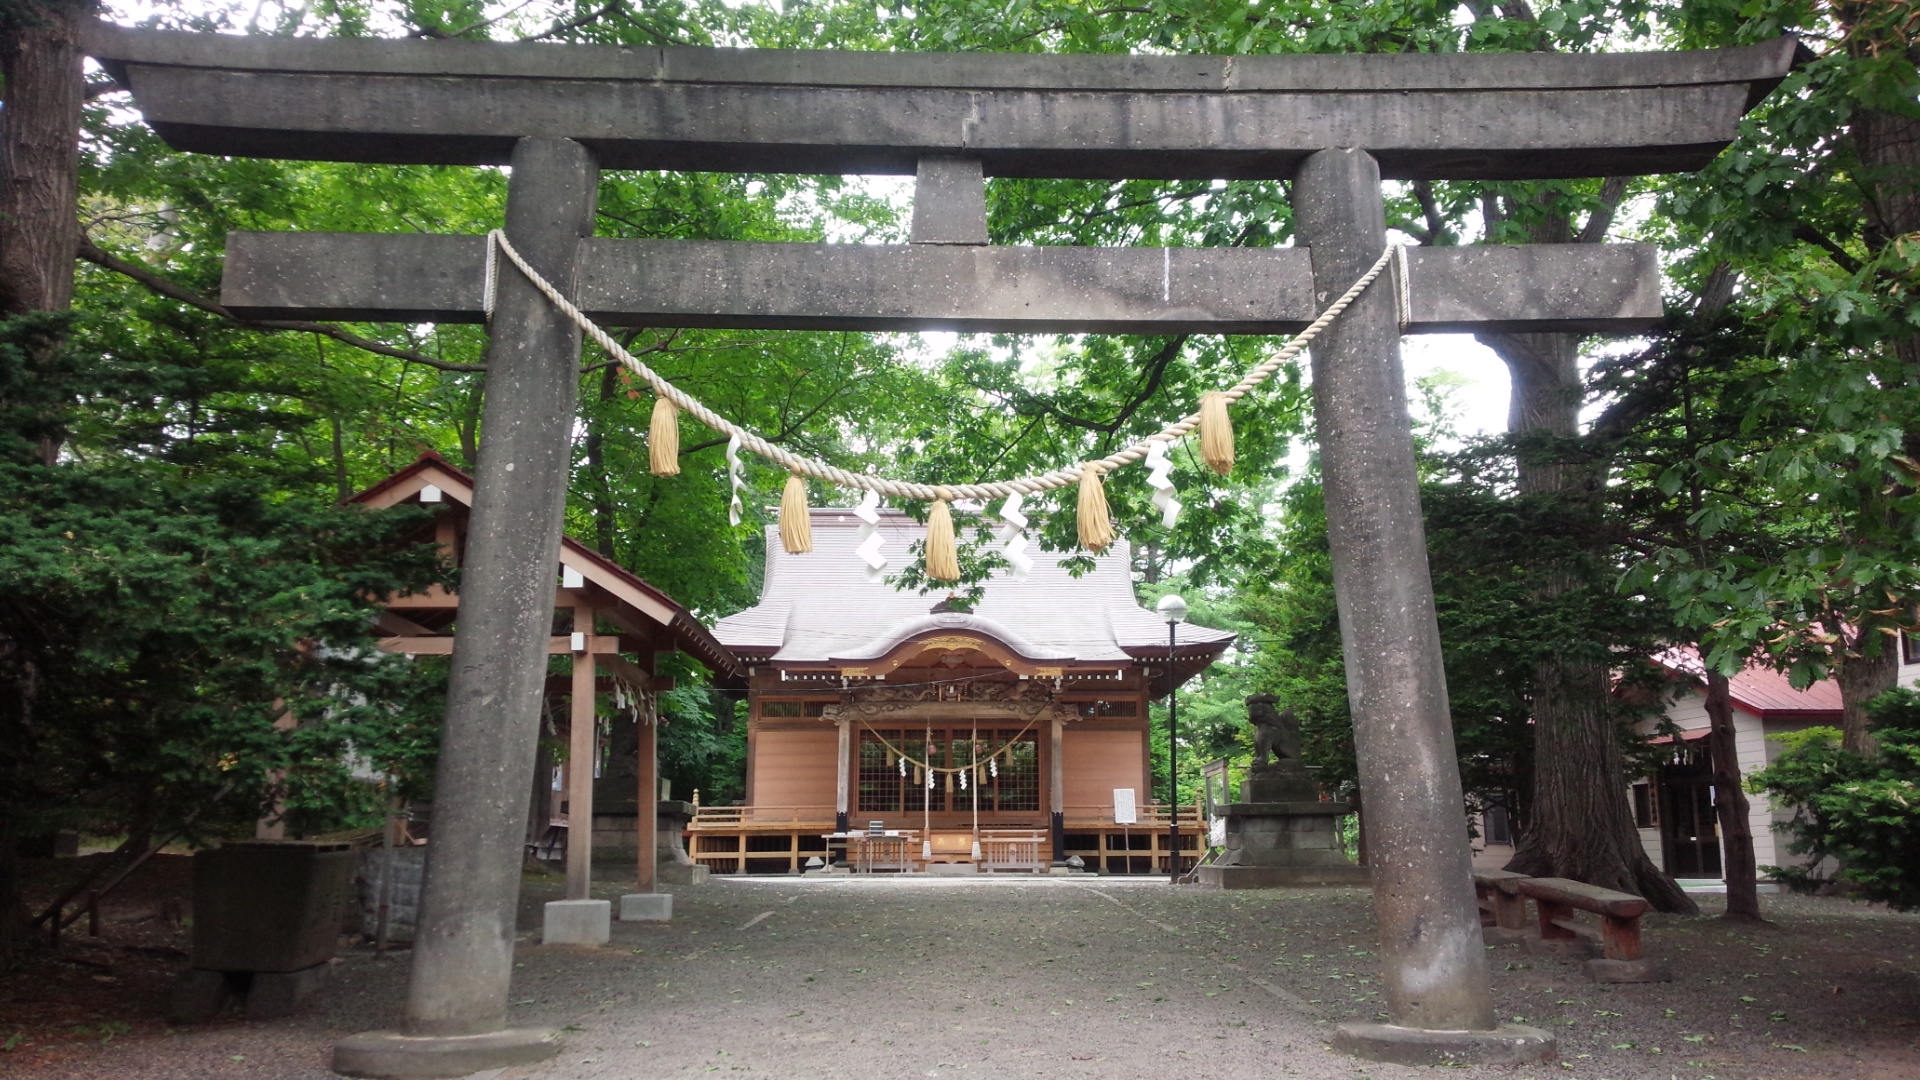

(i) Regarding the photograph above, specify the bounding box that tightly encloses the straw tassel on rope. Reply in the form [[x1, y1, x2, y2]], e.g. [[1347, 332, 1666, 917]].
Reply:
[[925, 491, 960, 582], [779, 472, 813, 554], [649, 396, 680, 476], [1077, 465, 1115, 553], [1199, 391, 1234, 475]]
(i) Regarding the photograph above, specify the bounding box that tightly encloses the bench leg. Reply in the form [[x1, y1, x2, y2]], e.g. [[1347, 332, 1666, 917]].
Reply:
[[1524, 899, 1597, 957], [1494, 891, 1529, 931], [1600, 914, 1642, 961]]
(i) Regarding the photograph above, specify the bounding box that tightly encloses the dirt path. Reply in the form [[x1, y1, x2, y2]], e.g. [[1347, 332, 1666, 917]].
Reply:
[[5, 870, 1917, 1080]]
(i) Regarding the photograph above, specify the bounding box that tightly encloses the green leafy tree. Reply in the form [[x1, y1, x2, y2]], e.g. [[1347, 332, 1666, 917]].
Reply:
[[1751, 690, 1920, 911]]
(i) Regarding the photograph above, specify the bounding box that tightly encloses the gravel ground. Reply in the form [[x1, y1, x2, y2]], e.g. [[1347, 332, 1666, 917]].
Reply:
[[5, 868, 1917, 1080]]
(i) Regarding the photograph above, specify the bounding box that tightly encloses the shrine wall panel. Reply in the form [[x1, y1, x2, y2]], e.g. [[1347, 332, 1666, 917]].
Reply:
[[1062, 728, 1148, 814], [749, 725, 838, 813]]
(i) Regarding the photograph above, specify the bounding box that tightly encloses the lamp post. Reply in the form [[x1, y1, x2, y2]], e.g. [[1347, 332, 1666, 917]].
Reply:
[[1156, 594, 1188, 882]]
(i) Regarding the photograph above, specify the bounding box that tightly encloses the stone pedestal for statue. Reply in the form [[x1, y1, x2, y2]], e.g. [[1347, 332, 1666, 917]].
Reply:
[[589, 799, 705, 879], [1195, 764, 1369, 888], [653, 799, 708, 887]]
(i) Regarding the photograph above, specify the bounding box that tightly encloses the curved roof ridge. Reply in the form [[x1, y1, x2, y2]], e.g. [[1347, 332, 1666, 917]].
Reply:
[[829, 613, 1076, 664]]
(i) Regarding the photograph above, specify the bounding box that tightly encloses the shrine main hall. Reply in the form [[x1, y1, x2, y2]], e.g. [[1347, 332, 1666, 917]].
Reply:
[[689, 508, 1234, 874]]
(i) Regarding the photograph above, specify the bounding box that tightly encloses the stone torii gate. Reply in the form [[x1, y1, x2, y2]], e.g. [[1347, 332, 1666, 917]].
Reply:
[[85, 21, 1794, 1077]]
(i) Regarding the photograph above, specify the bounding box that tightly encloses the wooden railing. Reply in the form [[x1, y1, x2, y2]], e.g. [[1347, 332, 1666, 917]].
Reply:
[[682, 802, 1206, 876], [1059, 803, 1205, 876], [687, 805, 835, 829]]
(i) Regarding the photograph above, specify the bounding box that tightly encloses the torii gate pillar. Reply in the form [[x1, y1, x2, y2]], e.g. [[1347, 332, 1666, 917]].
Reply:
[[335, 136, 595, 1075], [1296, 149, 1545, 1062]]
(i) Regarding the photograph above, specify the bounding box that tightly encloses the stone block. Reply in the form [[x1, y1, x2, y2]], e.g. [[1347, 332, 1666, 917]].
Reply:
[[166, 968, 235, 1024], [358, 845, 424, 944], [1584, 958, 1672, 983], [193, 842, 356, 973], [247, 961, 331, 1019], [542, 899, 610, 944], [619, 893, 672, 922], [926, 862, 977, 876], [1333, 1022, 1555, 1066], [657, 860, 709, 886], [332, 1028, 559, 1079]]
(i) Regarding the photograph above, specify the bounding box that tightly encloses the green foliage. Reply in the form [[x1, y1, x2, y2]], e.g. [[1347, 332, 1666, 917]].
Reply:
[[0, 312, 450, 844], [1751, 692, 1920, 910]]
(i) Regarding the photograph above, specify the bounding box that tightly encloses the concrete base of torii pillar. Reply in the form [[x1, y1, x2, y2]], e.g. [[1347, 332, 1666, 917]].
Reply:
[[332, 1030, 561, 1079]]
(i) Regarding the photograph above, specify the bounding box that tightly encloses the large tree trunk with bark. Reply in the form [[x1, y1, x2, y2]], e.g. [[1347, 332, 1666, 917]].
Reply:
[[1835, 631, 1900, 755], [1502, 636, 1697, 913], [1703, 669, 1762, 919], [0, 0, 85, 322], [0, 0, 88, 972], [1482, 202, 1695, 913]]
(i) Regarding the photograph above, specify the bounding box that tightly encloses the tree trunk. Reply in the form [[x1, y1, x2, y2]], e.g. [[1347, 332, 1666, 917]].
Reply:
[[1703, 669, 1762, 919], [1835, 631, 1899, 755], [1502, 652, 1698, 913], [0, 0, 85, 319], [0, 0, 88, 470], [0, 0, 86, 953], [1479, 191, 1694, 912], [1483, 323, 1695, 913]]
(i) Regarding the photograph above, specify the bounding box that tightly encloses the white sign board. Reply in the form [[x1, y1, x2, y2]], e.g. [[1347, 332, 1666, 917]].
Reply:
[[1113, 788, 1137, 825]]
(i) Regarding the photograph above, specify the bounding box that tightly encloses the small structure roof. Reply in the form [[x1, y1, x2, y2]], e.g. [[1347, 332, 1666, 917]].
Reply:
[[1652, 646, 1842, 720], [713, 509, 1233, 687], [351, 453, 740, 677]]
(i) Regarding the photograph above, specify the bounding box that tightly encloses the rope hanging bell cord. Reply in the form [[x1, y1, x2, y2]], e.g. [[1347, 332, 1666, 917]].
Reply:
[[859, 708, 1049, 777], [484, 231, 1403, 511]]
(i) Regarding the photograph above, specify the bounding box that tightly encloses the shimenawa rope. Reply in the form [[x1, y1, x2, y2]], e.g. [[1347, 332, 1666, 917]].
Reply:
[[483, 230, 1400, 504]]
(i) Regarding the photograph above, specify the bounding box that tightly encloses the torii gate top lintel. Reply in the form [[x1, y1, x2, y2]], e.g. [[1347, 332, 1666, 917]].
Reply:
[[86, 20, 1797, 181]]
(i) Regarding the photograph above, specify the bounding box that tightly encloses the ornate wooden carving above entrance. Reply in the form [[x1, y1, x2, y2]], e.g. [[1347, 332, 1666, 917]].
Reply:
[[823, 699, 1076, 723]]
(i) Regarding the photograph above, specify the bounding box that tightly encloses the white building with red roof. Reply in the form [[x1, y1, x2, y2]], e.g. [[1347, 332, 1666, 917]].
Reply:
[[1476, 645, 1920, 883]]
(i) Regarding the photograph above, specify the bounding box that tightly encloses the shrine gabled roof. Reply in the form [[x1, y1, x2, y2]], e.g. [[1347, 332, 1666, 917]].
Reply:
[[350, 453, 740, 676], [712, 509, 1234, 668]]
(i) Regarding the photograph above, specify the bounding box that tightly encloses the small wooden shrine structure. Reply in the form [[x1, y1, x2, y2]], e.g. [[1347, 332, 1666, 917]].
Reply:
[[350, 454, 739, 899], [700, 508, 1233, 873]]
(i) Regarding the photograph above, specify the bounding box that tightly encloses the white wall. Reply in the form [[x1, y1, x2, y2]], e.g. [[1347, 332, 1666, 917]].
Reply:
[[1632, 687, 1787, 876]]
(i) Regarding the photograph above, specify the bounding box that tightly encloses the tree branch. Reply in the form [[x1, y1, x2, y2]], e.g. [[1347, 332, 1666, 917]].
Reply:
[[1576, 176, 1631, 244], [1413, 180, 1449, 246], [78, 236, 488, 374], [414, 0, 538, 40], [521, 0, 627, 42], [1793, 224, 1865, 274]]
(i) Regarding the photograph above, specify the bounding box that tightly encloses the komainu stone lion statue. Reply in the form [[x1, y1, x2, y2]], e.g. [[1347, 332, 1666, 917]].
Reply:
[[1247, 693, 1302, 769]]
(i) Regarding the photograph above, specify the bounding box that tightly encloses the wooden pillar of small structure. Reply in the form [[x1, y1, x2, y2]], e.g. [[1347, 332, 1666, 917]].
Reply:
[[1049, 713, 1066, 862], [835, 716, 852, 834], [635, 695, 658, 894], [565, 605, 597, 901]]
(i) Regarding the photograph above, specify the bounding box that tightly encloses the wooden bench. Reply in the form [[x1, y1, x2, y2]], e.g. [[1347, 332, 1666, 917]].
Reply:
[[1472, 869, 1530, 938], [1514, 876, 1670, 983]]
